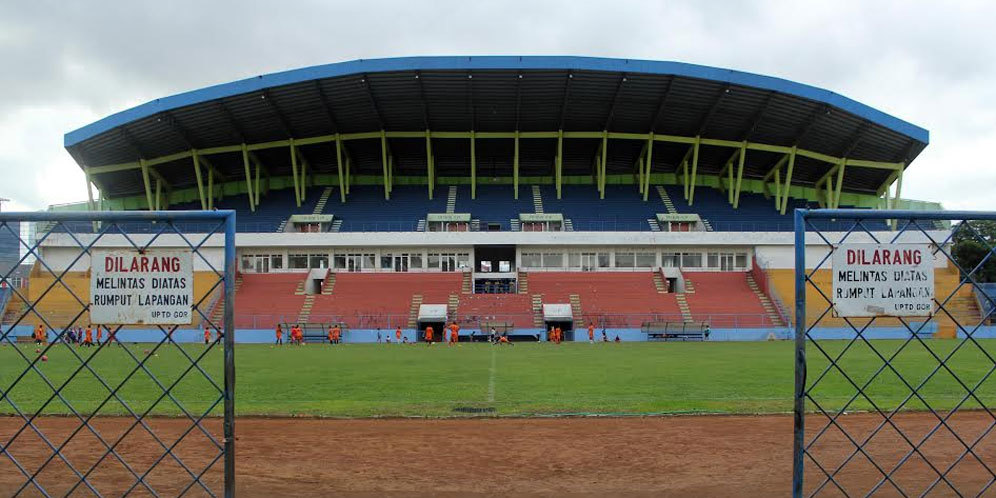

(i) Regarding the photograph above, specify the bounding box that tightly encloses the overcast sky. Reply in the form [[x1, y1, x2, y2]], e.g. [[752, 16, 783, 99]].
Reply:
[[1, 0, 994, 212]]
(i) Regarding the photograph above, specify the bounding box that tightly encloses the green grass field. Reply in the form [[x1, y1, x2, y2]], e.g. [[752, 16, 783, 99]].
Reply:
[[1, 340, 994, 417]]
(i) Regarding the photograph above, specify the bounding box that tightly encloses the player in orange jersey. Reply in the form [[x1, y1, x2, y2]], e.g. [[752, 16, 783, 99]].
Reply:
[[83, 325, 93, 347], [554, 326, 562, 345], [327, 325, 335, 345], [424, 325, 434, 345], [395, 326, 402, 344], [96, 326, 103, 345], [448, 322, 459, 346], [332, 324, 342, 345], [588, 322, 595, 344], [275, 324, 283, 346], [204, 327, 211, 345]]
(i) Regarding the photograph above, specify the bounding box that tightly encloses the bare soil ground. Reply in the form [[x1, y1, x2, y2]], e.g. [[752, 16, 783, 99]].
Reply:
[[2, 412, 994, 496]]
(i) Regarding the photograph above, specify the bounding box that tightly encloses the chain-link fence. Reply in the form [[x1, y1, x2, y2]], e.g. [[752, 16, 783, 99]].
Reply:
[[794, 209, 996, 497], [0, 211, 236, 497]]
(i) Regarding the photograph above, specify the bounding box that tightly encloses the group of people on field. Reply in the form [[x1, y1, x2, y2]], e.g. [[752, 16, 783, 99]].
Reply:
[[268, 321, 626, 345], [47, 324, 119, 347]]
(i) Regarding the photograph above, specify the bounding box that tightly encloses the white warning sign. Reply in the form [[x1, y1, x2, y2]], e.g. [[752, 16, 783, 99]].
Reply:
[[832, 244, 934, 317], [90, 249, 193, 325]]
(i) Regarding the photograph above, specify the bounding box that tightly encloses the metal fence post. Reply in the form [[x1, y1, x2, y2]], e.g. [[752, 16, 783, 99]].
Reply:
[[223, 211, 237, 497], [792, 208, 807, 497]]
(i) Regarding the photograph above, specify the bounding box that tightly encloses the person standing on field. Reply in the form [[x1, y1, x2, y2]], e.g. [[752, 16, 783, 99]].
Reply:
[[275, 324, 283, 346], [204, 326, 211, 345], [84, 325, 93, 347], [448, 322, 459, 346], [588, 322, 595, 344], [395, 326, 402, 344], [424, 325, 434, 345]]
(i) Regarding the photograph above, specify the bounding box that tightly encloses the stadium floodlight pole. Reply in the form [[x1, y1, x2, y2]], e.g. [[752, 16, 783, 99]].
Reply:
[[779, 146, 797, 215], [334, 134, 346, 203], [289, 139, 302, 207], [241, 144, 255, 212], [513, 130, 520, 199], [733, 141, 747, 208]]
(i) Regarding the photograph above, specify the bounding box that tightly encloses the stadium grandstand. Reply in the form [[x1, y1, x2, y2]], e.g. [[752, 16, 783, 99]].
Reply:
[[11, 55, 981, 340]]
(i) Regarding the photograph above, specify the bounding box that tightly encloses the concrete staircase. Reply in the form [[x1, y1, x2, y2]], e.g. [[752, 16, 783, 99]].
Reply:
[[702, 219, 714, 231], [531, 294, 544, 327], [656, 186, 678, 214], [564, 219, 574, 232], [510, 219, 521, 231], [416, 219, 427, 232], [648, 219, 661, 231], [321, 272, 336, 295], [297, 295, 315, 323], [276, 220, 288, 232], [294, 278, 306, 296], [746, 274, 785, 326], [447, 294, 460, 321], [532, 185, 544, 213], [471, 219, 480, 231], [676, 294, 694, 323], [517, 271, 529, 294], [209, 274, 243, 325], [407, 294, 423, 328], [651, 272, 667, 294], [330, 219, 343, 232], [313, 187, 333, 215], [569, 294, 584, 328], [683, 278, 696, 294], [461, 272, 472, 294], [446, 186, 457, 214]]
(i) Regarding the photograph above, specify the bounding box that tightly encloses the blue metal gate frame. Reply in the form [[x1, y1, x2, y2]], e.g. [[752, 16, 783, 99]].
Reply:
[[793, 209, 996, 497], [0, 210, 236, 497]]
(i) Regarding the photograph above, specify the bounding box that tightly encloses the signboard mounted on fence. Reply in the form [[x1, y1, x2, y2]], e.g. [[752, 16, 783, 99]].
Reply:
[[831, 243, 934, 317], [90, 248, 194, 324]]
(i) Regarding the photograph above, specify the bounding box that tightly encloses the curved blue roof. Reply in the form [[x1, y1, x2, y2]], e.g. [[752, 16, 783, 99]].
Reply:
[[65, 55, 928, 147]]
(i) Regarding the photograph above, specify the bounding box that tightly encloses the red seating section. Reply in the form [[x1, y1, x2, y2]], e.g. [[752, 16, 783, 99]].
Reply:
[[310, 273, 462, 328], [527, 272, 681, 326], [457, 294, 534, 328], [231, 273, 304, 329], [684, 272, 770, 327]]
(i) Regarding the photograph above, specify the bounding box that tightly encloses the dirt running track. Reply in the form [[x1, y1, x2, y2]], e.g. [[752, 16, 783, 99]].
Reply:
[[2, 412, 994, 496]]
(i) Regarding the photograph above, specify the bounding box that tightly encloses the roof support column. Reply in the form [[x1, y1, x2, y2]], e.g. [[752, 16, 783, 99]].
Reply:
[[733, 141, 747, 209], [301, 158, 309, 203], [140, 158, 154, 211], [774, 169, 783, 211], [599, 130, 608, 199], [345, 155, 351, 195], [425, 130, 434, 200], [779, 146, 797, 215], [832, 159, 847, 209], [154, 178, 162, 210], [241, 144, 256, 212], [380, 130, 390, 200], [556, 129, 563, 199], [682, 159, 689, 200], [254, 161, 262, 205], [289, 140, 302, 207], [470, 130, 477, 199], [207, 167, 214, 210], [642, 133, 654, 201], [513, 130, 520, 199], [334, 135, 346, 203], [726, 156, 735, 203], [688, 136, 701, 206], [891, 165, 904, 230], [192, 150, 206, 210]]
